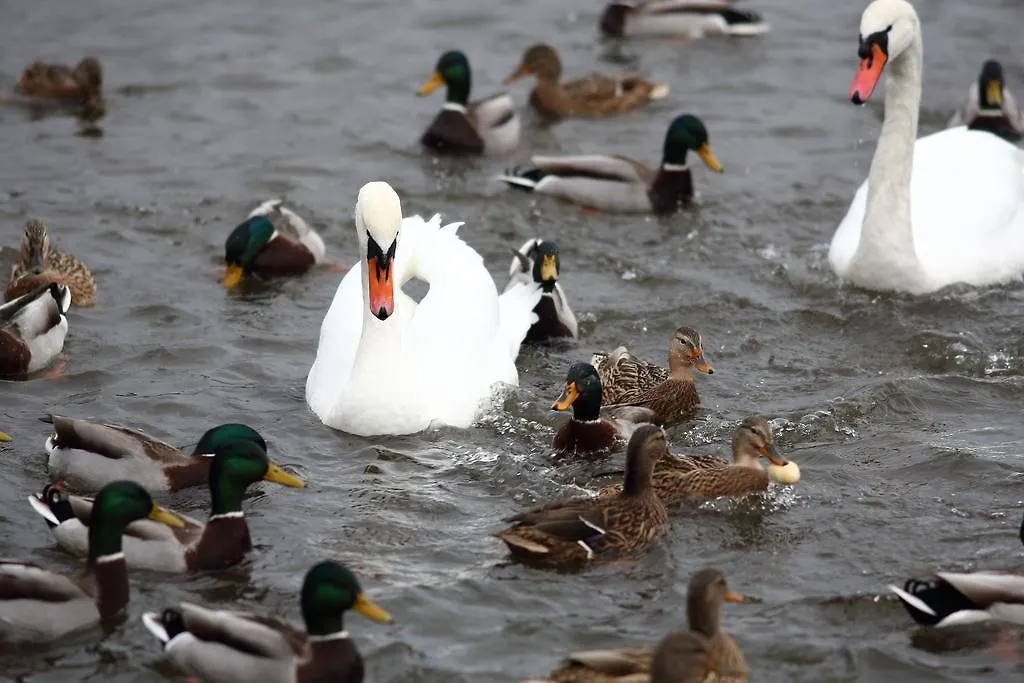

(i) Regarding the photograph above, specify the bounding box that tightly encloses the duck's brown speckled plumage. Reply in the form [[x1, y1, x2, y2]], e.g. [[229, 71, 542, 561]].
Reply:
[[495, 425, 669, 569], [6, 219, 96, 306], [524, 568, 748, 683], [504, 44, 667, 119], [593, 327, 713, 425], [14, 57, 103, 105], [597, 418, 787, 505]]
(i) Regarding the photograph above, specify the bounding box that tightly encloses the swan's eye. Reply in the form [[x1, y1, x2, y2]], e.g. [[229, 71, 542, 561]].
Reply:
[[885, 24, 893, 32]]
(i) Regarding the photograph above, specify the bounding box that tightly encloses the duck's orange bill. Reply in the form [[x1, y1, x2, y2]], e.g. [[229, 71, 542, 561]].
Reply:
[[723, 590, 747, 604], [850, 44, 886, 103], [691, 351, 714, 375], [503, 64, 529, 85], [552, 382, 580, 411], [367, 256, 394, 320]]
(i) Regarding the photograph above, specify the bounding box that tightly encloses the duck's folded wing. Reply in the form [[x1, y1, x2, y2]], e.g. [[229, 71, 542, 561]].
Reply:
[[41, 414, 180, 462], [566, 645, 652, 675], [178, 602, 304, 659], [470, 93, 517, 130], [1002, 89, 1024, 132], [936, 572, 1024, 606], [531, 155, 650, 184], [0, 561, 87, 601]]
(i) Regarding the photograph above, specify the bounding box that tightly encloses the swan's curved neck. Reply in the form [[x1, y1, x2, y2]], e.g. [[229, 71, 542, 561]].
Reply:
[[856, 32, 928, 290]]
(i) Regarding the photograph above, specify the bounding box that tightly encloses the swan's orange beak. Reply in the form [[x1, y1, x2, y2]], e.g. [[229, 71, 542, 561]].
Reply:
[[367, 254, 394, 321], [850, 43, 887, 104]]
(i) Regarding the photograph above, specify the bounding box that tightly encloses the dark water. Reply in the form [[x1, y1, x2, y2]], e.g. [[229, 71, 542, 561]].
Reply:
[[2, 0, 1024, 680]]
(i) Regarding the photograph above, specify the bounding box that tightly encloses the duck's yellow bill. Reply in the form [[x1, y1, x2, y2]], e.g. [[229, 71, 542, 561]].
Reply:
[[723, 590, 747, 604], [417, 71, 445, 96], [985, 80, 1003, 107], [221, 264, 244, 289], [539, 254, 558, 282], [148, 503, 186, 529], [0, 431, 11, 442], [552, 382, 580, 411], [697, 144, 723, 173], [354, 593, 393, 624], [263, 463, 305, 488]]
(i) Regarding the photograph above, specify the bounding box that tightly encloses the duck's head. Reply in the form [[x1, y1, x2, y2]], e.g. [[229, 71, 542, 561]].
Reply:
[[552, 362, 603, 421], [532, 241, 560, 292], [504, 44, 561, 84], [622, 423, 668, 496], [850, 0, 919, 104], [208, 440, 304, 514], [222, 215, 275, 289], [88, 481, 184, 562], [669, 327, 713, 375], [663, 115, 722, 173], [191, 423, 266, 456], [302, 561, 393, 636], [355, 181, 402, 321], [73, 57, 103, 95], [978, 60, 1005, 109], [417, 51, 472, 106], [20, 219, 51, 273], [731, 417, 787, 468], [685, 568, 746, 637]]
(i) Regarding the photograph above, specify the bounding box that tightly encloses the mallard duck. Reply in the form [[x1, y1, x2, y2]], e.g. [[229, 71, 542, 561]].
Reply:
[[502, 43, 668, 119], [43, 414, 266, 493], [222, 200, 327, 289], [551, 362, 653, 457], [597, 418, 789, 504], [499, 114, 722, 214], [416, 50, 520, 156], [31, 440, 304, 573], [524, 568, 748, 683], [5, 218, 96, 306], [142, 560, 392, 683], [495, 424, 668, 569], [592, 326, 713, 425], [0, 480, 183, 644], [599, 1, 769, 40], [14, 57, 103, 104], [889, 509, 1024, 627], [948, 60, 1024, 143], [505, 238, 578, 342], [0, 282, 71, 380]]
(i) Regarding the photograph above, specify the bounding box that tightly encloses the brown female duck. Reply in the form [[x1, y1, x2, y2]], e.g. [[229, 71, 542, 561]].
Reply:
[[503, 44, 668, 119], [14, 57, 103, 104], [592, 326, 713, 426], [524, 568, 748, 683], [6, 219, 96, 306], [495, 424, 669, 569], [551, 362, 653, 457], [598, 417, 788, 504]]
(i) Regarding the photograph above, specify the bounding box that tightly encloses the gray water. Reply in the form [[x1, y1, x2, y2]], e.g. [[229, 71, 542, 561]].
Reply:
[[2, 0, 1024, 680]]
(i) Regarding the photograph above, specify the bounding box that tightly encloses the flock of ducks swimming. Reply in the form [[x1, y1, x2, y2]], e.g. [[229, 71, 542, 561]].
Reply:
[[2, 0, 1024, 681]]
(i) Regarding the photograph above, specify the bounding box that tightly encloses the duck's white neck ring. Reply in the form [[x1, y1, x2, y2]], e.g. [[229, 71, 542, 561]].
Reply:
[[309, 630, 350, 642], [442, 102, 467, 114]]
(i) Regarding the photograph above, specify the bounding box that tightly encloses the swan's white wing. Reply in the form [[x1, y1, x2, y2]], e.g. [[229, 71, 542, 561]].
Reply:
[[305, 266, 363, 420], [498, 282, 541, 360], [831, 127, 1024, 291]]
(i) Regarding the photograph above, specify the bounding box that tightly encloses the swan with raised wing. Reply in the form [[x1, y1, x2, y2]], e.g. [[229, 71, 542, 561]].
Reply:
[[830, 0, 1024, 294], [305, 181, 542, 436]]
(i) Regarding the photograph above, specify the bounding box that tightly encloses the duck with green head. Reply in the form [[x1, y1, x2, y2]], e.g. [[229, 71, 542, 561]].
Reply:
[[551, 362, 655, 458], [43, 414, 267, 492], [499, 113, 723, 214], [32, 440, 304, 573], [417, 49, 520, 156], [222, 199, 327, 289], [142, 560, 393, 683], [948, 59, 1024, 143], [0, 480, 184, 644], [505, 238, 578, 342]]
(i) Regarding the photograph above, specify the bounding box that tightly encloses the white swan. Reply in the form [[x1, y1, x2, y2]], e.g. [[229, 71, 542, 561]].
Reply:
[[305, 181, 542, 436], [830, 0, 1024, 294]]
